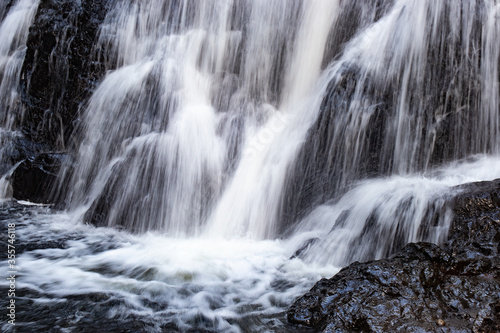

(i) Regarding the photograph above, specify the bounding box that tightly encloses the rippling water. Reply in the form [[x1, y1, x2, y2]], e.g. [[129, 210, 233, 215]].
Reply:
[[0, 201, 338, 332], [3, 155, 500, 331]]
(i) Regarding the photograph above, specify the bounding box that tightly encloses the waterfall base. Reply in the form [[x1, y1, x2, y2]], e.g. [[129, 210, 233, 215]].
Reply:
[[0, 201, 337, 333], [1, 177, 498, 332], [288, 179, 500, 332]]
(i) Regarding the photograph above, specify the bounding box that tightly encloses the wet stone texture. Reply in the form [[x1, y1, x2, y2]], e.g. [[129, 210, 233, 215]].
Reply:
[[3, 0, 110, 204], [287, 179, 500, 332], [20, 0, 110, 150], [10, 152, 70, 204], [280, 0, 484, 230]]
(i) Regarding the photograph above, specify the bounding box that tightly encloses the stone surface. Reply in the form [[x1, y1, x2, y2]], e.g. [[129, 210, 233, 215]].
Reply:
[[2, 0, 111, 203], [11, 153, 70, 204], [287, 179, 500, 332], [20, 0, 110, 150], [280, 65, 390, 231]]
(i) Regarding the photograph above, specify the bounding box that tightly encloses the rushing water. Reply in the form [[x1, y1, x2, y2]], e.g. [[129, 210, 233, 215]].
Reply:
[[1, 0, 500, 331], [0, 0, 39, 174]]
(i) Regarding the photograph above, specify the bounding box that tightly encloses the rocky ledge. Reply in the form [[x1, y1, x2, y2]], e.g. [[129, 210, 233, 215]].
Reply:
[[287, 179, 500, 332]]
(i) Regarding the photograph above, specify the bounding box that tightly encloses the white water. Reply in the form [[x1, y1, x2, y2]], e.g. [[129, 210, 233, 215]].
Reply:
[[0, 0, 39, 128], [0, 160, 23, 200], [1, 205, 337, 332], [296, 155, 500, 266], [61, 0, 342, 238], [2, 0, 500, 331], [0, 0, 39, 169], [3, 156, 500, 332], [56, 0, 500, 240]]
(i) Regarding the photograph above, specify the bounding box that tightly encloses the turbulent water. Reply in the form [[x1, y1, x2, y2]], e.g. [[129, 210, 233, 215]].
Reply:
[[1, 0, 500, 331]]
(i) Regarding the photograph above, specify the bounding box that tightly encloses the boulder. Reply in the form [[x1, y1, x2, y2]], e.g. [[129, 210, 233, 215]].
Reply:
[[287, 179, 500, 332]]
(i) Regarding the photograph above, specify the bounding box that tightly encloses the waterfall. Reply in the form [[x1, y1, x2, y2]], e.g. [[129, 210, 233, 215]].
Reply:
[[0, 0, 498, 261], [59, 0, 340, 237], [46, 0, 500, 262], [0, 0, 39, 174], [2, 1, 500, 331]]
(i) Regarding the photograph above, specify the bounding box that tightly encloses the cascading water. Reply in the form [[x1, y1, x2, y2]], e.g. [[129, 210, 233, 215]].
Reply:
[[0, 0, 40, 201], [58, 0, 341, 238], [0, 0, 39, 129], [59, 0, 500, 244], [2, 0, 500, 331], [0, 0, 39, 177]]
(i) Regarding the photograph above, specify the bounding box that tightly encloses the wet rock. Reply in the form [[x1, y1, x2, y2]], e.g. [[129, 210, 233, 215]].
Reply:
[[3, 289, 151, 333], [20, 0, 111, 150], [0, 135, 51, 171], [0, 0, 111, 205], [291, 238, 320, 259], [323, 0, 395, 66], [11, 152, 70, 204], [288, 179, 500, 332]]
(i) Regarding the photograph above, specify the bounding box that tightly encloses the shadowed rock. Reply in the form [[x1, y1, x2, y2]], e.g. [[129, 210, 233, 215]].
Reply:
[[11, 152, 70, 204], [20, 0, 111, 149], [280, 0, 484, 231]]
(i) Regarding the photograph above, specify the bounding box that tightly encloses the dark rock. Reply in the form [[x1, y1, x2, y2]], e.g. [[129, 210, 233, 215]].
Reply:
[[287, 179, 500, 332], [2, 289, 152, 333], [0, 0, 111, 205], [11, 152, 70, 203], [323, 0, 395, 67], [20, 0, 111, 150], [0, 135, 51, 174], [291, 238, 320, 259]]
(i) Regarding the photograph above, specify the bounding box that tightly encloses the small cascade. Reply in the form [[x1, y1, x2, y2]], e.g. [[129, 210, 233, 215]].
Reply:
[[0, 160, 24, 200], [0, 0, 40, 172], [281, 0, 497, 226]]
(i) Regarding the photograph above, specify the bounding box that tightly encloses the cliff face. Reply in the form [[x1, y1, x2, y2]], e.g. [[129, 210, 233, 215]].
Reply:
[[287, 179, 500, 332], [20, 0, 110, 150], [280, 0, 485, 229], [5, 0, 110, 203]]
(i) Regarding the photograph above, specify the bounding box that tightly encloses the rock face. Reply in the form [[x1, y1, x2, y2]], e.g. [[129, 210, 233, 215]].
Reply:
[[287, 179, 500, 332], [280, 66, 390, 230], [1, 0, 110, 203], [11, 153, 70, 204], [20, 0, 110, 150]]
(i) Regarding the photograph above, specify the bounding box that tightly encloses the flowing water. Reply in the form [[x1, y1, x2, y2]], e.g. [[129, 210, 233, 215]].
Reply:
[[0, 0, 39, 175], [1, 0, 500, 331]]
